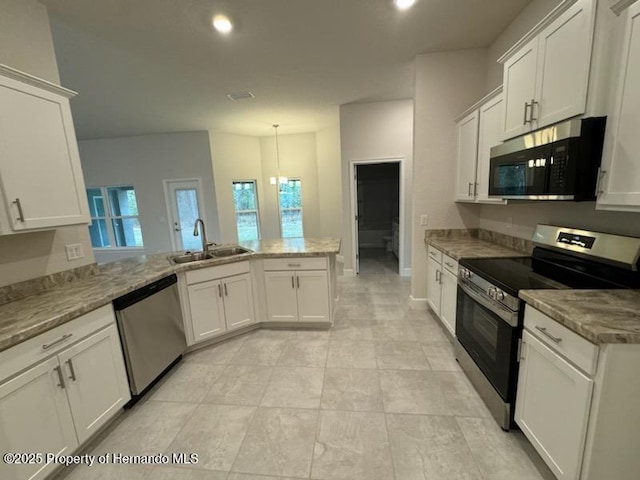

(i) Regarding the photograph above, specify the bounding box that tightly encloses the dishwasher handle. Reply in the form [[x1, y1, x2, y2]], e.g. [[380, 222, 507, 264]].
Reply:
[[113, 274, 178, 310]]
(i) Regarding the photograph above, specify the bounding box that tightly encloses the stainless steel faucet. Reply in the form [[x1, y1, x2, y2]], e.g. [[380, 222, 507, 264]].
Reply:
[[193, 218, 215, 252]]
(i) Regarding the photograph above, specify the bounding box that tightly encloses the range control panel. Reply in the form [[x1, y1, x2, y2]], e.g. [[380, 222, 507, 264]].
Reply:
[[556, 232, 596, 249]]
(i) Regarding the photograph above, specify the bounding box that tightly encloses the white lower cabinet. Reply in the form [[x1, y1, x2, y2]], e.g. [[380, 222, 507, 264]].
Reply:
[[516, 305, 640, 480], [263, 257, 331, 324], [184, 262, 255, 344], [516, 329, 593, 480], [0, 305, 130, 480], [426, 246, 458, 337]]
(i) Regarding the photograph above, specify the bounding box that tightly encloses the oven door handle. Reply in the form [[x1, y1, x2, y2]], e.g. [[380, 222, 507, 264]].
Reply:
[[458, 280, 519, 327]]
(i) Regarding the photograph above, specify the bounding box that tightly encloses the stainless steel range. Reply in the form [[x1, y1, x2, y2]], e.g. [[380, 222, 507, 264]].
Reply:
[[455, 225, 640, 430]]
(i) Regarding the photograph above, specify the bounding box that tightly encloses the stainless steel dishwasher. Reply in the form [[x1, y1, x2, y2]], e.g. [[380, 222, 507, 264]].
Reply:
[[112, 274, 186, 398]]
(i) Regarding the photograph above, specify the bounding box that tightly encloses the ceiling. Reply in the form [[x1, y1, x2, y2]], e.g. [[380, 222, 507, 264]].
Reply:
[[43, 0, 531, 139]]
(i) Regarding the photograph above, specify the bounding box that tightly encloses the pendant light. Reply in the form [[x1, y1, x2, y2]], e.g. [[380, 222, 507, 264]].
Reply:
[[269, 124, 288, 186]]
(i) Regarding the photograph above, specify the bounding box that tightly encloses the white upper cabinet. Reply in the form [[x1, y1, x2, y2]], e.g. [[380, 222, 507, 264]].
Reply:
[[455, 110, 479, 202], [0, 65, 90, 234], [455, 88, 506, 204], [609, 0, 639, 15], [597, 2, 640, 211], [500, 0, 597, 140]]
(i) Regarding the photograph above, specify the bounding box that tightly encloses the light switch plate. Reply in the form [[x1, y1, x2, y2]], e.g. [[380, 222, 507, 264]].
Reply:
[[65, 243, 84, 261]]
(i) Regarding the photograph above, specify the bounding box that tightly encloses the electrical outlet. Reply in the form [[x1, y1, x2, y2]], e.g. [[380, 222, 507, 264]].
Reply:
[[420, 215, 429, 226], [65, 243, 84, 261]]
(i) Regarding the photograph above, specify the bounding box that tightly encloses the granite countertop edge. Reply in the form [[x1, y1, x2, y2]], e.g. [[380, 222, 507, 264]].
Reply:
[[424, 236, 526, 260], [0, 238, 340, 353]]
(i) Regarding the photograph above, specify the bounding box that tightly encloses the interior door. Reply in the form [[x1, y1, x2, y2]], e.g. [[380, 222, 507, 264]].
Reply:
[[353, 165, 360, 274], [165, 179, 203, 251]]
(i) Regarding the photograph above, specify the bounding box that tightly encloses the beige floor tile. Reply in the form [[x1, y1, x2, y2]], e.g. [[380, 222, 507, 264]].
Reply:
[[92, 400, 197, 456], [370, 323, 418, 342], [329, 321, 374, 341], [326, 340, 377, 369], [311, 410, 394, 480], [227, 474, 306, 480], [379, 370, 451, 415], [150, 362, 225, 403], [320, 368, 383, 412], [149, 466, 228, 479], [387, 413, 484, 480], [409, 319, 452, 344], [295, 329, 331, 340], [422, 342, 463, 371], [203, 365, 273, 406], [164, 404, 256, 471], [184, 337, 248, 365], [230, 336, 287, 366], [374, 340, 431, 370], [457, 416, 550, 480], [232, 407, 318, 478], [62, 464, 151, 480], [277, 339, 328, 367], [434, 371, 492, 418], [260, 367, 324, 409]]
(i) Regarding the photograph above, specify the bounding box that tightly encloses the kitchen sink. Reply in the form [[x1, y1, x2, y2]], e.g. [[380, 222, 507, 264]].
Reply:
[[210, 246, 253, 257], [169, 246, 252, 264]]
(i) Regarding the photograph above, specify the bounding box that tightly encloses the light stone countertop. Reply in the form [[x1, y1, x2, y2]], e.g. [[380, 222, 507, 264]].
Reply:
[[0, 238, 340, 353], [519, 289, 640, 344], [425, 237, 526, 260]]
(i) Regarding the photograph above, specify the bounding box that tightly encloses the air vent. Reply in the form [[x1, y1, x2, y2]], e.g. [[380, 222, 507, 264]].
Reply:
[[227, 91, 255, 101]]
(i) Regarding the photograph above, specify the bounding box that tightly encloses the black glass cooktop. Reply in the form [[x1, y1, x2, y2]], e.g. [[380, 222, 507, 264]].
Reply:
[[459, 256, 565, 297]]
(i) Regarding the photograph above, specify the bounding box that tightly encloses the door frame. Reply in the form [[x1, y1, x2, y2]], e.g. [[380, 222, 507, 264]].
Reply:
[[349, 157, 405, 276], [163, 178, 207, 251]]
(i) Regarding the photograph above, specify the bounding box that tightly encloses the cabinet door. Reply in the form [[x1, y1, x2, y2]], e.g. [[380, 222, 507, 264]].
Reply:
[[515, 330, 593, 480], [0, 75, 89, 231], [439, 268, 457, 337], [455, 110, 479, 201], [0, 357, 78, 480], [426, 257, 442, 316], [58, 325, 130, 444], [264, 271, 299, 322], [535, 0, 595, 128], [476, 94, 504, 202], [597, 3, 640, 210], [222, 273, 255, 331], [187, 280, 227, 342], [502, 37, 538, 139], [296, 270, 330, 322]]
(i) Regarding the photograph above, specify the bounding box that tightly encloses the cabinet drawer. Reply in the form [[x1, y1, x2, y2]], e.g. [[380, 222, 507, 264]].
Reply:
[[263, 257, 327, 271], [185, 260, 250, 285], [0, 304, 115, 382], [442, 254, 458, 275], [524, 306, 599, 375], [427, 246, 443, 264]]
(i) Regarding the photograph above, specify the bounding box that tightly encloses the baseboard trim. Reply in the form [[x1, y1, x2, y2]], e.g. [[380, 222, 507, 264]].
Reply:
[[409, 295, 428, 308], [342, 269, 355, 277], [401, 267, 412, 277]]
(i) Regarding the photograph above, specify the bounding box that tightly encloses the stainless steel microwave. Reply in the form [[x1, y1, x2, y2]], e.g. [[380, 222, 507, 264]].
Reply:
[[488, 117, 606, 201]]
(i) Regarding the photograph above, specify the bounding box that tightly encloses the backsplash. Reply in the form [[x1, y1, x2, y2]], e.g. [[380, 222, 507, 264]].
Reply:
[[0, 263, 98, 306], [425, 228, 533, 255]]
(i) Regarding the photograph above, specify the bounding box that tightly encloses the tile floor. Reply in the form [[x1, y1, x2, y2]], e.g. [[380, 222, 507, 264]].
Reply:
[[56, 259, 555, 480]]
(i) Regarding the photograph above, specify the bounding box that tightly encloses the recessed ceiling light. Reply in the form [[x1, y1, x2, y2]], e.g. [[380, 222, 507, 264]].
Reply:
[[394, 0, 416, 10], [212, 14, 233, 34]]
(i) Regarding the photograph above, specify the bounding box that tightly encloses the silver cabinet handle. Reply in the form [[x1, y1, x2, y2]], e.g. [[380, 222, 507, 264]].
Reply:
[[473, 182, 478, 197], [291, 276, 295, 288], [54, 365, 66, 389], [218, 284, 222, 297], [535, 326, 562, 344], [13, 198, 25, 222], [435, 270, 440, 282], [66, 359, 77, 381], [224, 283, 228, 296], [296, 276, 300, 289], [445, 262, 454, 268], [530, 99, 538, 123], [468, 182, 473, 196], [42, 333, 73, 350], [523, 102, 530, 125], [288, 263, 301, 268], [595, 168, 607, 195]]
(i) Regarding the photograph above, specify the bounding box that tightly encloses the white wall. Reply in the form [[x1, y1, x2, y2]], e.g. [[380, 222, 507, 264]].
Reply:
[[209, 132, 264, 243], [316, 125, 343, 240], [411, 49, 488, 298], [79, 131, 220, 260], [0, 0, 95, 287], [339, 100, 414, 275], [480, 0, 640, 240]]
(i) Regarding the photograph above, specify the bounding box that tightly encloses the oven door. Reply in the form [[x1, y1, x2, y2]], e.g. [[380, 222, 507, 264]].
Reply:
[[488, 144, 551, 198], [455, 279, 521, 402]]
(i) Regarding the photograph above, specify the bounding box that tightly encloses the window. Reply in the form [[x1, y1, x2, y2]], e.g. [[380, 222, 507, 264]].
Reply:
[[279, 179, 303, 238], [232, 180, 260, 242], [86, 186, 144, 248]]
